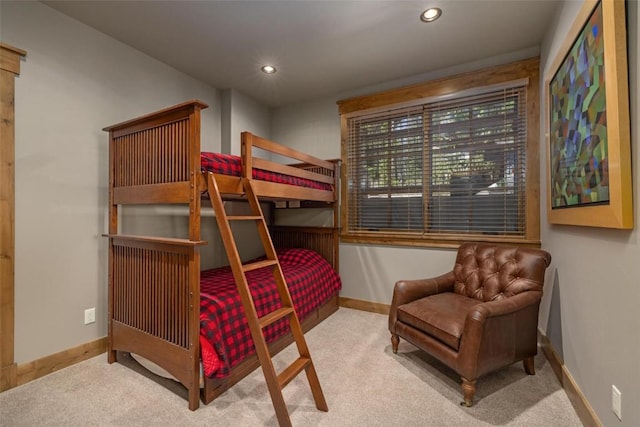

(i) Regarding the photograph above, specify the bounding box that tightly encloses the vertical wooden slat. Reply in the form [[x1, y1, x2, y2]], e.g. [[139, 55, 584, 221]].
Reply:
[[178, 262, 181, 347], [173, 254, 178, 345], [118, 247, 124, 324], [121, 246, 127, 325], [133, 134, 137, 186], [132, 133, 137, 186], [152, 249, 157, 336], [146, 130, 149, 185], [170, 124, 175, 182], [168, 256, 174, 345], [119, 247, 124, 325], [110, 242, 193, 350], [173, 123, 177, 181], [126, 134, 131, 186], [160, 252, 167, 341], [176, 254, 181, 345], [178, 258, 182, 346], [153, 127, 159, 184], [173, 256, 180, 347], [131, 247, 136, 329], [155, 250, 159, 337], [145, 249, 149, 335], [157, 251, 162, 340]]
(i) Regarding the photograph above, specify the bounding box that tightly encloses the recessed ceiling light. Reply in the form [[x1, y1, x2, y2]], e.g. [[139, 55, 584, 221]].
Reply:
[[420, 7, 442, 23], [261, 65, 277, 74]]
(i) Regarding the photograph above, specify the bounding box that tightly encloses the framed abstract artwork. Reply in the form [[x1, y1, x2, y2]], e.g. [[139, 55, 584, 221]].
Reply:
[[545, 0, 632, 228]]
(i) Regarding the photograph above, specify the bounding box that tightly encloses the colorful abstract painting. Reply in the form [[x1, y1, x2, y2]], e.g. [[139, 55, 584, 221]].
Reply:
[[549, 1, 608, 208]]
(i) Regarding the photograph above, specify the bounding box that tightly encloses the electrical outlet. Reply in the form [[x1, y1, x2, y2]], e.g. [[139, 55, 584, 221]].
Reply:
[[612, 385, 622, 420], [84, 307, 96, 325]]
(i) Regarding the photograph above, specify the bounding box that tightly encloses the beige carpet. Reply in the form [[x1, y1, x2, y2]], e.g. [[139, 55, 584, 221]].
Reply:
[[0, 308, 582, 426]]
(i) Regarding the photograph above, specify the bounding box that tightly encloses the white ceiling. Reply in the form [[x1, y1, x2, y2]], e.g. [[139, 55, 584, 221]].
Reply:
[[43, 0, 560, 108]]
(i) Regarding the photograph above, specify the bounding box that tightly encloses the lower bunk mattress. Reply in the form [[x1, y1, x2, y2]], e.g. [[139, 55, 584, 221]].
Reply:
[[198, 247, 341, 378]]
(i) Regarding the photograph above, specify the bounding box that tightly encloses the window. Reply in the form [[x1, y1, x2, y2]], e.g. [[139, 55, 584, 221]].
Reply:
[[338, 58, 540, 247]]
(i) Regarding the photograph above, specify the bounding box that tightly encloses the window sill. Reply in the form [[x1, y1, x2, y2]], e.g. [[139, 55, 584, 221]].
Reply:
[[340, 232, 542, 249]]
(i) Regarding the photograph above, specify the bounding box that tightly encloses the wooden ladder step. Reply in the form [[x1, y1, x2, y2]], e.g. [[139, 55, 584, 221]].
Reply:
[[227, 215, 262, 221], [258, 307, 294, 329], [243, 259, 278, 272], [278, 357, 311, 389]]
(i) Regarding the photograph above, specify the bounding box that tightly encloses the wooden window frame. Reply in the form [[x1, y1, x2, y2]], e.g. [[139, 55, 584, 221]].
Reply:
[[337, 57, 541, 248]]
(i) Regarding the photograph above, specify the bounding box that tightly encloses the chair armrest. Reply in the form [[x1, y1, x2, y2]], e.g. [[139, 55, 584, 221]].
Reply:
[[392, 271, 456, 307], [388, 271, 455, 332], [468, 291, 542, 321], [457, 291, 542, 379]]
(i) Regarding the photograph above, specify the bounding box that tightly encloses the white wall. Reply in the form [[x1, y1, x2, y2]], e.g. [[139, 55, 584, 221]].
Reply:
[[271, 94, 340, 160], [1, 1, 221, 363], [221, 89, 271, 155], [539, 1, 639, 426], [217, 89, 272, 262]]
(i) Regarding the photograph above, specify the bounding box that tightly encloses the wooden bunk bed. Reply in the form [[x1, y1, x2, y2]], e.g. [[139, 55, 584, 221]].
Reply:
[[102, 100, 340, 423]]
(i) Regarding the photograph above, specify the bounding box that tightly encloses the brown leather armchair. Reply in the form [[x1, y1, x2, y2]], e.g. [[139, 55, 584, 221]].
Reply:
[[389, 243, 551, 407]]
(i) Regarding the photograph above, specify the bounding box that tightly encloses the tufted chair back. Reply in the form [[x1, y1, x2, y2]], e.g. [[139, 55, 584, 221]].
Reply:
[[452, 242, 551, 302]]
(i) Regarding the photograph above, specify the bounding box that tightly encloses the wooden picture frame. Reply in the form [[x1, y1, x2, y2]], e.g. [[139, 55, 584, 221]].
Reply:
[[545, 0, 632, 229]]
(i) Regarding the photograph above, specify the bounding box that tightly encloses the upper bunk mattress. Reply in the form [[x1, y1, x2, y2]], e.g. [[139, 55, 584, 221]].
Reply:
[[201, 152, 332, 191], [198, 247, 342, 378]]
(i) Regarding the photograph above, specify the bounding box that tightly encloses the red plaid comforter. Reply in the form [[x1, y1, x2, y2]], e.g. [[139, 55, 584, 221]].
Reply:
[[201, 152, 332, 191], [198, 248, 341, 378]]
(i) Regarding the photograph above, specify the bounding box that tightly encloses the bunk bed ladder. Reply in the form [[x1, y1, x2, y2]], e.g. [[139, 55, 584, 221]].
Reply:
[[205, 174, 328, 427]]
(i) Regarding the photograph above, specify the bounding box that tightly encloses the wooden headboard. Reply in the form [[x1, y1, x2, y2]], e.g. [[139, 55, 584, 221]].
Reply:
[[270, 226, 339, 272]]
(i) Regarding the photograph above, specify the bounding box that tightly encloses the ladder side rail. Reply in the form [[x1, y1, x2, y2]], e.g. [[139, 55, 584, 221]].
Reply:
[[205, 173, 293, 427], [243, 179, 328, 412]]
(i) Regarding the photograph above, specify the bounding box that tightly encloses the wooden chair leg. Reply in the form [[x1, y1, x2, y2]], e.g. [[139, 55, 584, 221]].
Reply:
[[391, 334, 399, 354], [523, 356, 535, 375], [460, 377, 476, 407]]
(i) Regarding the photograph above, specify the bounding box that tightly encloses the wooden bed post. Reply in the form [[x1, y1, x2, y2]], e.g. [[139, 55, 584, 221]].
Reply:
[[187, 105, 203, 410], [106, 126, 117, 365], [0, 43, 26, 392]]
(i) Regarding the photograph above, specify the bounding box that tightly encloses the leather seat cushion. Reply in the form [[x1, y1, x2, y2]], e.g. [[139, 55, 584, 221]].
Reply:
[[397, 293, 480, 350]]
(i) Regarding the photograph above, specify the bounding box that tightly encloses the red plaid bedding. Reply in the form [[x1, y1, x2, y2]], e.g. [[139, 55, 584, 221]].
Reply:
[[201, 152, 332, 191], [198, 247, 341, 378]]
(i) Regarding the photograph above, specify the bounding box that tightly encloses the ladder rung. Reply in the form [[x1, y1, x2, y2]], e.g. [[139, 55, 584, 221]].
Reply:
[[259, 307, 294, 329], [243, 259, 278, 272], [278, 357, 311, 389], [227, 215, 262, 221]]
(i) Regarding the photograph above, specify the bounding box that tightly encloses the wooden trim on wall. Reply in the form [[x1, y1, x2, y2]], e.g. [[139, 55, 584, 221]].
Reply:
[[538, 330, 602, 427], [16, 338, 107, 386], [0, 42, 26, 393], [337, 57, 542, 247], [337, 57, 540, 114], [339, 296, 389, 315]]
